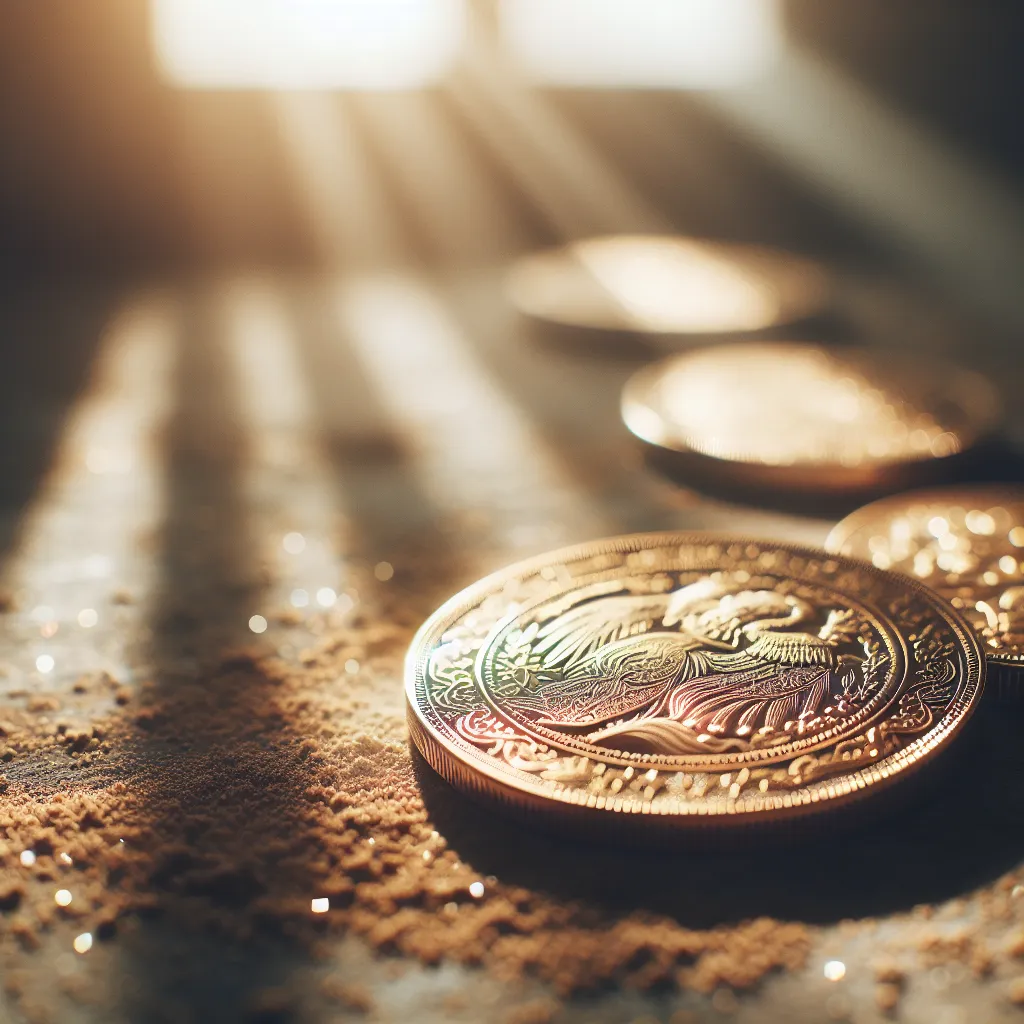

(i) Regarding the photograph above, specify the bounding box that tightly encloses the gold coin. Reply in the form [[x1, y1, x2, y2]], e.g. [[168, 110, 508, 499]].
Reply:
[[406, 533, 982, 836], [621, 342, 1001, 498], [505, 235, 830, 336], [828, 487, 1024, 696]]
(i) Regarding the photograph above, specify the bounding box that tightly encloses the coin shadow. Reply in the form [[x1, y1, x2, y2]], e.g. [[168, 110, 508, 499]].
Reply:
[[639, 437, 1024, 521], [519, 309, 851, 365], [416, 701, 1024, 929]]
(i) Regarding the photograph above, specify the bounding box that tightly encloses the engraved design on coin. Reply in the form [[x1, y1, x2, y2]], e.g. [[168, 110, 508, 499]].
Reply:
[[480, 572, 888, 762], [407, 535, 982, 829]]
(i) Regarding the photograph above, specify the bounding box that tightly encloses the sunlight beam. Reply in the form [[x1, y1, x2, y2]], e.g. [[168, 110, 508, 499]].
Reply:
[[1, 295, 177, 688], [704, 45, 1024, 333], [447, 27, 664, 236]]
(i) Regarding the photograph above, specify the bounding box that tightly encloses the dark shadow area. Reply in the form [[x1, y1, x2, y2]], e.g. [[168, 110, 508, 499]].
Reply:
[[788, 0, 1024, 179], [0, 283, 123, 570], [118, 287, 323, 1023], [638, 436, 1024, 521], [548, 89, 892, 265], [515, 306, 855, 364], [419, 698, 1024, 929], [285, 279, 475, 615]]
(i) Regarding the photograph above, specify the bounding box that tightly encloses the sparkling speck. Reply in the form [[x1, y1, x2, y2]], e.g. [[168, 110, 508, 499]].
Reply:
[[59, 852, 73, 865], [345, 659, 359, 675], [248, 614, 268, 634], [36, 654, 54, 674], [73, 933, 93, 954], [316, 587, 337, 608], [469, 881, 485, 898], [966, 510, 996, 536], [19, 851, 36, 867], [374, 561, 394, 582], [77, 608, 98, 628], [311, 897, 330, 914], [290, 589, 309, 608], [824, 960, 846, 981], [54, 889, 72, 907]]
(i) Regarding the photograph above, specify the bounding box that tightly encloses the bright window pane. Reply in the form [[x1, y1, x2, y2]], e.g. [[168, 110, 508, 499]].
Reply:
[[152, 0, 466, 90], [499, 0, 780, 90]]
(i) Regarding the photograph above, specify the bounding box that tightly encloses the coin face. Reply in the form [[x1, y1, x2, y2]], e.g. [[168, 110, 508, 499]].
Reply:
[[828, 487, 1024, 694], [506, 235, 830, 336], [406, 534, 982, 834], [621, 343, 1001, 496]]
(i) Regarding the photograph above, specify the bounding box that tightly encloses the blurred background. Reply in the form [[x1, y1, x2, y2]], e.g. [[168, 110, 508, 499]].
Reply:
[[2, 0, 1022, 550], [1, 1, 1021, 288]]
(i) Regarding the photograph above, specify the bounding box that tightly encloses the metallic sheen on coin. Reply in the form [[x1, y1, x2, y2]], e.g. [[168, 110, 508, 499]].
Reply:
[[506, 235, 830, 336], [622, 343, 1001, 498], [828, 487, 1024, 696], [406, 533, 982, 835]]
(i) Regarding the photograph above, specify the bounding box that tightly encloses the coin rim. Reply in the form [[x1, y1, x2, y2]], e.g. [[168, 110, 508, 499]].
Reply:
[[826, 485, 1024, 670], [621, 344, 1000, 472], [405, 531, 985, 831]]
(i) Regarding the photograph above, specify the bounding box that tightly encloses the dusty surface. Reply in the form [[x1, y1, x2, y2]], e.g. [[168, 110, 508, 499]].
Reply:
[[1, 270, 1024, 1024]]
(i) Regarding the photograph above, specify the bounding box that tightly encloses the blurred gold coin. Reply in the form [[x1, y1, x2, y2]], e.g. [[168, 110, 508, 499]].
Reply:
[[828, 487, 1024, 696], [505, 235, 830, 336], [406, 533, 982, 837], [621, 342, 1001, 499]]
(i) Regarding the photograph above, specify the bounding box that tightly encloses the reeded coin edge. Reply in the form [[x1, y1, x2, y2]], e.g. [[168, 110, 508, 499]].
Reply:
[[405, 532, 985, 830]]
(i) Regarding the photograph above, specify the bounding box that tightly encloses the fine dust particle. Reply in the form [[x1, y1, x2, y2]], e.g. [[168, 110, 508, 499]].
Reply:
[[320, 977, 374, 1014], [0, 618, 814, 1000], [15, 584, 1024, 1011], [1009, 977, 1024, 1005], [710, 988, 738, 1015], [503, 998, 561, 1024], [915, 931, 993, 977], [668, 1012, 699, 1024], [243, 987, 294, 1023], [875, 982, 901, 1014], [873, 960, 906, 986]]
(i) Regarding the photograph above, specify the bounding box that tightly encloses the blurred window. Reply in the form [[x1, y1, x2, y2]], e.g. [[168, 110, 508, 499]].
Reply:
[[151, 0, 466, 90], [499, 0, 780, 89]]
